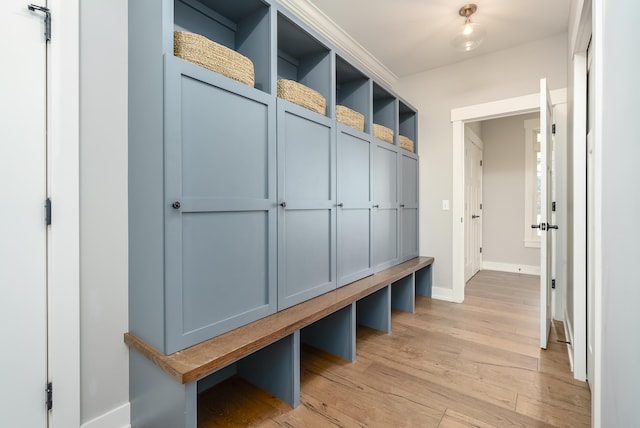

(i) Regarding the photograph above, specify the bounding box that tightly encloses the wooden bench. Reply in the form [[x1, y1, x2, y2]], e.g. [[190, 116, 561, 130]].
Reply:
[[126, 256, 434, 428]]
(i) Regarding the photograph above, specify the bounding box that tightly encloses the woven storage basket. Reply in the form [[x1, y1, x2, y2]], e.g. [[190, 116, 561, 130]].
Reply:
[[373, 123, 394, 144], [336, 105, 364, 131], [398, 135, 415, 152], [277, 79, 326, 115], [174, 31, 255, 87]]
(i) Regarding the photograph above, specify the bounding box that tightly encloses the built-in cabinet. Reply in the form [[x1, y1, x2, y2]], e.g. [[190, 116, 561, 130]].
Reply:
[[129, 0, 419, 358]]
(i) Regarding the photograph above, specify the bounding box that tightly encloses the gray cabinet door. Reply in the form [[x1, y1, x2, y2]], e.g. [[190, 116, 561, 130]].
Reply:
[[277, 100, 336, 309], [400, 151, 419, 261], [372, 140, 400, 272], [163, 57, 277, 353], [337, 125, 373, 286]]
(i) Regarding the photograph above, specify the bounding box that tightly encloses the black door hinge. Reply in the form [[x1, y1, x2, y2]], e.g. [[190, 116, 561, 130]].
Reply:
[[479, 203, 482, 210], [551, 279, 556, 289], [46, 382, 53, 411], [45, 198, 52, 226], [552, 124, 556, 135], [552, 201, 556, 212], [480, 160, 483, 166], [28, 4, 51, 42], [479, 247, 482, 254]]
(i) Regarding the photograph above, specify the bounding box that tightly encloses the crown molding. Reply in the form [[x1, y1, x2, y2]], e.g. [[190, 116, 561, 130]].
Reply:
[[275, 0, 399, 88]]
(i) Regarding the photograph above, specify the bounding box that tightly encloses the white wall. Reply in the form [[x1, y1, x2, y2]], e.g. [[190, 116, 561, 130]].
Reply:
[[481, 113, 540, 269], [395, 34, 567, 293], [80, 0, 130, 425], [598, 0, 640, 425]]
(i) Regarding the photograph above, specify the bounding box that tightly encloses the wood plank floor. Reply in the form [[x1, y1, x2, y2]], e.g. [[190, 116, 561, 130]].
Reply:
[[198, 270, 591, 427]]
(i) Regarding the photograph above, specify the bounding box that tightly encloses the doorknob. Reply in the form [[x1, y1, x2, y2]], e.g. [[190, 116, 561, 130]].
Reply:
[[531, 223, 547, 230], [531, 224, 540, 229]]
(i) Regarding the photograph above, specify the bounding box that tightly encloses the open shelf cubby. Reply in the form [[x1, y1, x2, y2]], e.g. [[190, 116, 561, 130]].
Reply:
[[173, 0, 272, 92], [372, 82, 397, 143], [277, 12, 332, 115], [399, 100, 417, 153], [335, 55, 371, 133]]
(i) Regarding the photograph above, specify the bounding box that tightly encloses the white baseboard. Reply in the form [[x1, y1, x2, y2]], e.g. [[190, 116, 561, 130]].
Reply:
[[482, 261, 540, 275], [431, 286, 456, 302], [564, 306, 575, 373], [81, 402, 130, 428]]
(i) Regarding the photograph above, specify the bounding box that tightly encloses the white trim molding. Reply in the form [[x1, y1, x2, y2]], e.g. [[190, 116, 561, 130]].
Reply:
[[431, 286, 457, 302], [48, 1, 81, 427], [80, 403, 130, 428], [275, 0, 398, 88], [482, 261, 540, 276]]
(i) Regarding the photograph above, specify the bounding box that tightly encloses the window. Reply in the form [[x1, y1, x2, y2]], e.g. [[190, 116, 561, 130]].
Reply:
[[524, 118, 541, 248]]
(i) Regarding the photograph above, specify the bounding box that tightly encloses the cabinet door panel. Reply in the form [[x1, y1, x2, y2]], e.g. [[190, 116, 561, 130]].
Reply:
[[281, 110, 332, 201], [373, 144, 398, 204], [373, 142, 399, 271], [277, 102, 336, 309], [181, 211, 270, 333], [337, 127, 373, 286], [338, 208, 372, 284], [164, 57, 276, 353], [373, 208, 399, 267], [181, 74, 269, 200], [400, 153, 419, 261]]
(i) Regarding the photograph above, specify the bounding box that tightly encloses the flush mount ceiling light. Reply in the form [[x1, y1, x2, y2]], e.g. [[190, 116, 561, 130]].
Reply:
[[453, 3, 486, 52]]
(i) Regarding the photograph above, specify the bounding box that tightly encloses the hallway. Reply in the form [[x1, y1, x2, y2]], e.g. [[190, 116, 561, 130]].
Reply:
[[198, 270, 591, 426]]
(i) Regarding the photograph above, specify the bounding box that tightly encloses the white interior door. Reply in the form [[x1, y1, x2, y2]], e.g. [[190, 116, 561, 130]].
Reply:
[[0, 1, 49, 425], [536, 78, 554, 349], [464, 133, 483, 282]]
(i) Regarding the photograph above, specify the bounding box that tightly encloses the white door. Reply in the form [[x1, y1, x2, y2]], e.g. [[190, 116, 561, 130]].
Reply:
[[464, 133, 483, 282], [535, 78, 554, 349], [0, 1, 49, 425]]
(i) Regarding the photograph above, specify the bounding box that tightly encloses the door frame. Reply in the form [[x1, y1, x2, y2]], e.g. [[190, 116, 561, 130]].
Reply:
[[47, 1, 80, 426], [451, 89, 566, 303]]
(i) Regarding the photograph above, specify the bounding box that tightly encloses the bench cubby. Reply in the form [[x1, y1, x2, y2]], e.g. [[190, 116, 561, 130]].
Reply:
[[127, 257, 434, 427]]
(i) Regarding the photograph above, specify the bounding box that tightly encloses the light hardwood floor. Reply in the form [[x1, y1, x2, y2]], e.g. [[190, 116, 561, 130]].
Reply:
[[198, 270, 591, 427]]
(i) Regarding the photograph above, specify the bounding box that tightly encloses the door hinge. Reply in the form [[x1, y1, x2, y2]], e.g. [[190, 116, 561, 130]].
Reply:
[[479, 203, 482, 210], [46, 382, 53, 411], [479, 247, 482, 254], [552, 124, 556, 135], [480, 160, 483, 166], [551, 279, 556, 289], [552, 201, 556, 212], [45, 198, 52, 226], [28, 4, 51, 42]]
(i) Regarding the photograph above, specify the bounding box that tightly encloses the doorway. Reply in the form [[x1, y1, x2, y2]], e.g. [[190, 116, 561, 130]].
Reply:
[[451, 89, 567, 312]]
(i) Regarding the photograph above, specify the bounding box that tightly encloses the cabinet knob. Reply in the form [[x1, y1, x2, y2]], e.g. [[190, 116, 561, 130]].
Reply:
[[373, 204, 379, 208], [280, 201, 287, 208], [400, 204, 405, 208], [171, 201, 181, 209], [337, 202, 344, 207]]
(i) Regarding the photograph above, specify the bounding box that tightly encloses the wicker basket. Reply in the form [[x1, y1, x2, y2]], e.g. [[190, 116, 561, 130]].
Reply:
[[277, 79, 326, 115], [373, 123, 394, 144], [398, 135, 415, 152], [174, 31, 255, 87], [336, 105, 364, 131]]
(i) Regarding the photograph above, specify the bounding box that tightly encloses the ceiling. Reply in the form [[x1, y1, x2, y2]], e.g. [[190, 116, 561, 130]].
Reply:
[[306, 0, 571, 77]]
